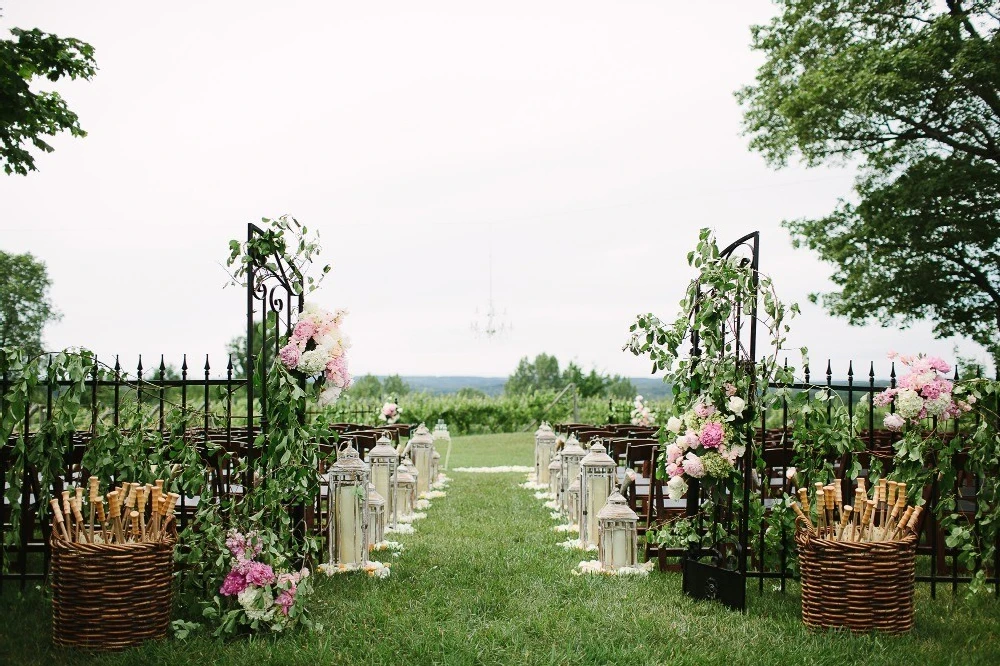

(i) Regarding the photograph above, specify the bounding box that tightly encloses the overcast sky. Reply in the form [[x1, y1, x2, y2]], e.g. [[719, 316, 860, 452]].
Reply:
[[2, 1, 991, 381]]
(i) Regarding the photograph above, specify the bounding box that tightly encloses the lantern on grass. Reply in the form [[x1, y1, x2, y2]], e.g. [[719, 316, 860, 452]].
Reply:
[[567, 475, 582, 527], [366, 482, 386, 546], [548, 455, 562, 498], [579, 440, 616, 548], [431, 450, 441, 485], [328, 442, 370, 567], [393, 467, 416, 519], [400, 454, 418, 499], [367, 434, 399, 526], [534, 422, 556, 484], [598, 491, 638, 570], [432, 419, 453, 470], [559, 435, 587, 513], [409, 424, 434, 495]]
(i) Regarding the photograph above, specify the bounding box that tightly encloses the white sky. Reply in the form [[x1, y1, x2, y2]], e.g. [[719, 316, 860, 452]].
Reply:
[[1, 1, 991, 381]]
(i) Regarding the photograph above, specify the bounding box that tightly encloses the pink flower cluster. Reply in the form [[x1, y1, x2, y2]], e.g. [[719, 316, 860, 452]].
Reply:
[[219, 531, 272, 597], [278, 303, 352, 406], [218, 529, 308, 618], [380, 402, 401, 424], [874, 352, 970, 430]]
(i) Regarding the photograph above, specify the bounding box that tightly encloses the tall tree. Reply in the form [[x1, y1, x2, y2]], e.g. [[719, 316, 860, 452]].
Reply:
[[382, 374, 410, 398], [1, 16, 97, 175], [504, 353, 562, 395], [737, 0, 1000, 367], [0, 250, 60, 355]]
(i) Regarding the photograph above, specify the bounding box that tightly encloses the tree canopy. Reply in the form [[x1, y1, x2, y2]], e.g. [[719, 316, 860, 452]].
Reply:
[[504, 353, 636, 398], [737, 0, 1000, 366], [0, 250, 60, 356], [1, 20, 97, 175]]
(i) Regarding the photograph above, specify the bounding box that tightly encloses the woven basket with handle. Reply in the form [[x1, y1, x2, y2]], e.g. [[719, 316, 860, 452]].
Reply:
[[50, 523, 176, 651], [795, 527, 917, 634]]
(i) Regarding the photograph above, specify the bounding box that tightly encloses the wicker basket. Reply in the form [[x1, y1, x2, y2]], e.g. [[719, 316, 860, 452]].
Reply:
[[795, 528, 917, 634], [51, 524, 176, 651]]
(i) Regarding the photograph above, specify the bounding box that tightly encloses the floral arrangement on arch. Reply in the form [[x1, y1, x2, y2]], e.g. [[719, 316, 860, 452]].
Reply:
[[207, 529, 314, 635], [278, 302, 352, 406], [663, 385, 749, 500], [380, 401, 401, 425], [630, 395, 656, 427], [874, 351, 971, 431]]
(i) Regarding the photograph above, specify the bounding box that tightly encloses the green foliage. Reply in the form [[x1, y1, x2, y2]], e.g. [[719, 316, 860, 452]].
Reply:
[[504, 353, 636, 398], [345, 373, 382, 399], [504, 353, 562, 395], [890, 378, 1000, 594], [382, 374, 410, 398], [7, 433, 1000, 665], [0, 24, 97, 175], [0, 251, 60, 356], [224, 313, 278, 378], [737, 0, 1000, 367]]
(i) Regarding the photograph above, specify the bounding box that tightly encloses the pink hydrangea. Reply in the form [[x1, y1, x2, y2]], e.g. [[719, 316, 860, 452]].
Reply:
[[220, 569, 247, 596], [293, 319, 318, 341], [278, 343, 301, 370], [245, 561, 276, 587], [873, 388, 896, 408], [682, 453, 705, 478], [275, 587, 297, 616], [699, 422, 724, 449], [277, 571, 302, 587]]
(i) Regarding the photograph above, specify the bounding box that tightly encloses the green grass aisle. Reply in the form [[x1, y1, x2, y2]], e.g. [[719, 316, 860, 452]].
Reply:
[[3, 433, 1000, 664]]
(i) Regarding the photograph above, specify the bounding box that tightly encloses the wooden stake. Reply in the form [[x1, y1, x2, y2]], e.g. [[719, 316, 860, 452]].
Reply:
[[838, 505, 852, 542], [49, 499, 71, 541]]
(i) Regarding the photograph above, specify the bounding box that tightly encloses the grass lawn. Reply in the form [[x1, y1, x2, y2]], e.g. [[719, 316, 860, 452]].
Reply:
[[3, 432, 1000, 665]]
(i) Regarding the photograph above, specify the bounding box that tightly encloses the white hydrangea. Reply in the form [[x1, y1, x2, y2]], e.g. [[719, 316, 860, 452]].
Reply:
[[895, 388, 924, 419], [667, 475, 687, 500], [238, 586, 275, 622], [924, 395, 952, 418], [297, 349, 328, 375]]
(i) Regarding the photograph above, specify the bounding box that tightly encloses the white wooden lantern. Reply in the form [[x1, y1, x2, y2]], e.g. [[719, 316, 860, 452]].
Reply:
[[328, 441, 370, 567], [567, 475, 582, 527], [366, 482, 386, 546], [432, 419, 452, 471], [559, 434, 587, 513], [579, 440, 617, 548], [547, 456, 562, 498], [392, 467, 416, 519], [598, 491, 639, 570], [409, 423, 434, 495], [534, 422, 557, 484], [367, 434, 399, 527]]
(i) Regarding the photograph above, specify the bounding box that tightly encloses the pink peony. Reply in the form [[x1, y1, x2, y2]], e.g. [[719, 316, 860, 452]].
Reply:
[[926, 356, 951, 374], [278, 343, 301, 370], [699, 422, 724, 449], [220, 569, 247, 596], [682, 453, 705, 478], [694, 402, 716, 419], [275, 587, 297, 616], [724, 383, 737, 397], [666, 463, 684, 477], [666, 443, 682, 465], [293, 319, 318, 341], [245, 561, 276, 587], [883, 413, 905, 432]]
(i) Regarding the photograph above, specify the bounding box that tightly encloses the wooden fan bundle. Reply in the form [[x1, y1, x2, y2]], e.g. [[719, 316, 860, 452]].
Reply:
[[49, 477, 179, 545], [791, 477, 922, 543]]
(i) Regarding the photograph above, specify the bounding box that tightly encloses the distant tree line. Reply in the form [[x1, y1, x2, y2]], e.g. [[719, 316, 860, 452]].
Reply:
[[503, 353, 635, 398]]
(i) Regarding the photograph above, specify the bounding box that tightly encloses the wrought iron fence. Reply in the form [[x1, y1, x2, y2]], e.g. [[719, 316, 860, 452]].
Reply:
[[607, 358, 1000, 598]]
